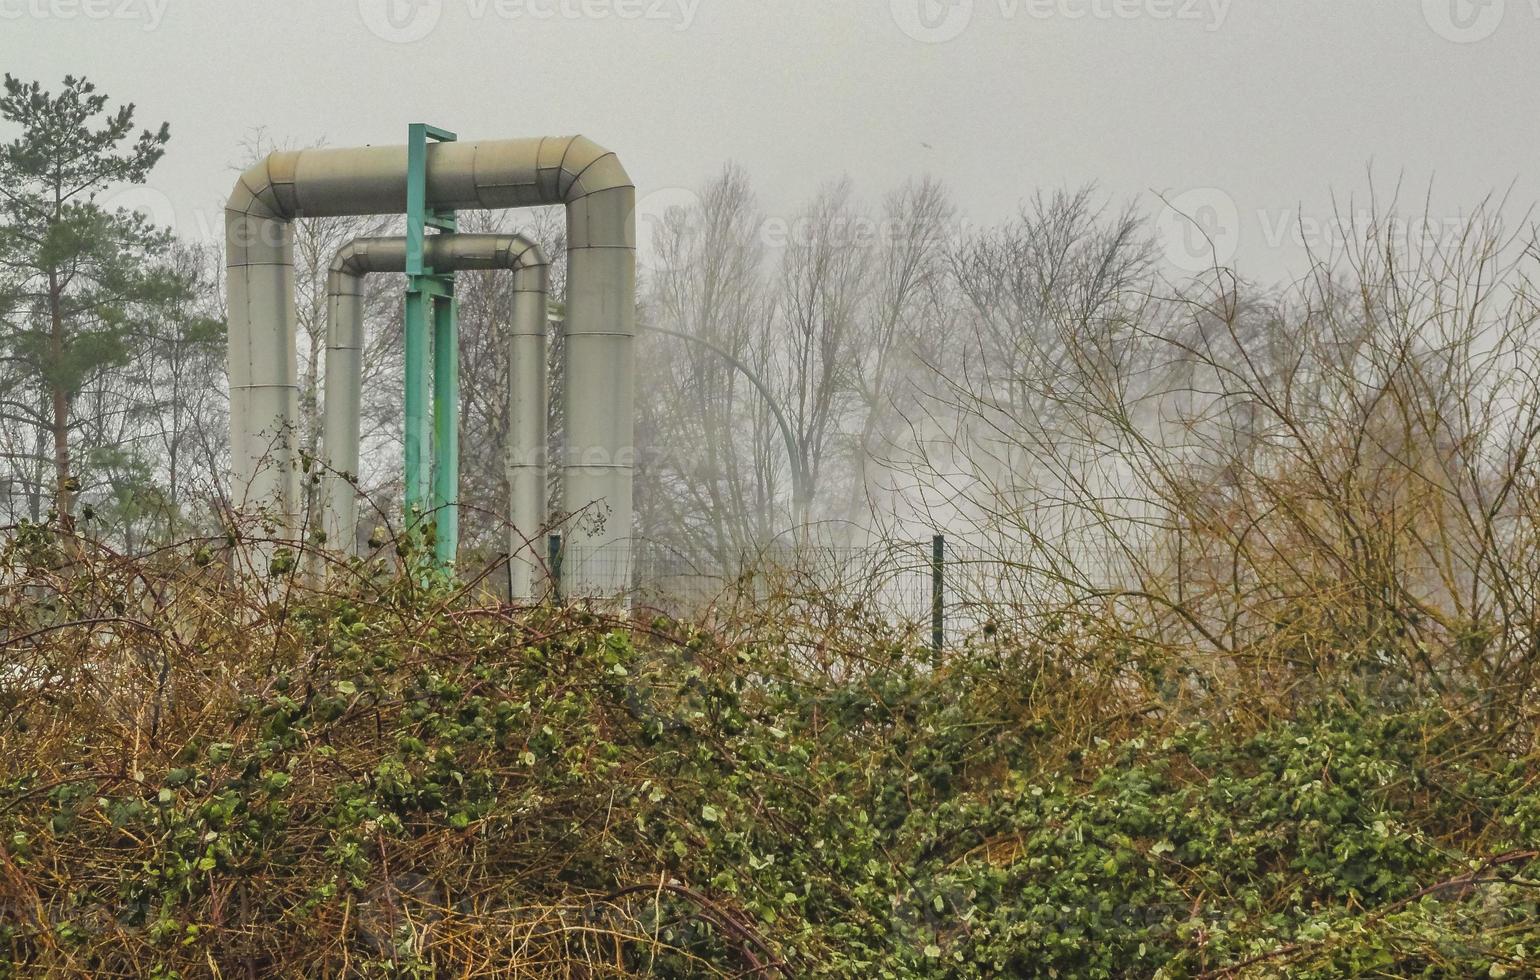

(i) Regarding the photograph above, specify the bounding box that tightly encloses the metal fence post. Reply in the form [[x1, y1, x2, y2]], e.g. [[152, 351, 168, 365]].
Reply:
[[931, 533, 945, 663], [548, 533, 563, 602]]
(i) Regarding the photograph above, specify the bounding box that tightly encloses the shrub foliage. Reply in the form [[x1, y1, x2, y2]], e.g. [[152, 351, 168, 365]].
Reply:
[[1, 532, 1539, 977]]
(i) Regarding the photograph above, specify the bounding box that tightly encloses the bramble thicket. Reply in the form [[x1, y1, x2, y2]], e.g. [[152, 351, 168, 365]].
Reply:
[[3, 529, 1540, 977]]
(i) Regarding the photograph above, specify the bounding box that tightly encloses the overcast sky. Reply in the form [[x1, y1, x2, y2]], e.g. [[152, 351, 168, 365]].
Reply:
[[6, 0, 1538, 283]]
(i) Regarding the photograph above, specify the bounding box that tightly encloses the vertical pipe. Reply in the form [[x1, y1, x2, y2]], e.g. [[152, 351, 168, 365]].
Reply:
[[561, 180, 636, 596], [226, 204, 300, 547], [320, 235, 548, 564], [432, 293, 459, 564], [321, 270, 364, 553], [228, 136, 633, 599], [508, 264, 548, 599]]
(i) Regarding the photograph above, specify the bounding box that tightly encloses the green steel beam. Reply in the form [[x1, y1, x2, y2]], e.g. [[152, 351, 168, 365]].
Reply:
[[403, 288, 431, 520], [405, 123, 458, 276], [432, 291, 459, 565], [403, 123, 459, 567]]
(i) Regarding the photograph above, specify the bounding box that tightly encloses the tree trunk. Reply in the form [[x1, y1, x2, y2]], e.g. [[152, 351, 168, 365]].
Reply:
[[48, 269, 73, 530]]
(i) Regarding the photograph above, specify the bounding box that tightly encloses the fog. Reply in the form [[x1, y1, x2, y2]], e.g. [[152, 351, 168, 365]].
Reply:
[[4, 0, 1538, 283]]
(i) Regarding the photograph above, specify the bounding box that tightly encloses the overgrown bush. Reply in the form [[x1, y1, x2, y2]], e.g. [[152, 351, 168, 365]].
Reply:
[[1, 530, 1539, 977]]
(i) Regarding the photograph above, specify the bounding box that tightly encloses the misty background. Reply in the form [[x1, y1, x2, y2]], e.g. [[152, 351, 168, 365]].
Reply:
[[5, 0, 1540, 617], [6, 0, 1539, 280]]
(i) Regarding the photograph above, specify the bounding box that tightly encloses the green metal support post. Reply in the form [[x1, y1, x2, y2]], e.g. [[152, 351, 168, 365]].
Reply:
[[403, 123, 459, 567], [432, 290, 459, 560], [403, 288, 431, 520]]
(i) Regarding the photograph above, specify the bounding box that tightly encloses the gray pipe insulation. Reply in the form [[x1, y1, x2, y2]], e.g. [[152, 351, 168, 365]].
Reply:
[[226, 136, 635, 595], [319, 234, 549, 599]]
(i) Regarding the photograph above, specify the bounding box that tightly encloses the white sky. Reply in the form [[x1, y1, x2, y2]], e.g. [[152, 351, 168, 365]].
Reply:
[[5, 0, 1538, 284]]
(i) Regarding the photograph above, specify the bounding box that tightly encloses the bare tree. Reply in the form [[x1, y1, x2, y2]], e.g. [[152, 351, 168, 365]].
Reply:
[[637, 164, 780, 562], [893, 187, 1155, 580], [841, 177, 954, 529], [77, 241, 227, 546], [772, 178, 873, 533]]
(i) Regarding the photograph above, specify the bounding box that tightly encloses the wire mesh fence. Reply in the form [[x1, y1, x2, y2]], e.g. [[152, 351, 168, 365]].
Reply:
[[535, 536, 1035, 647]]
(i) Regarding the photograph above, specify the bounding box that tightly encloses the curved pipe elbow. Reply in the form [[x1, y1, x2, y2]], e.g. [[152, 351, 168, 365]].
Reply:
[[324, 234, 548, 286], [555, 136, 632, 203], [226, 151, 301, 220], [325, 232, 550, 302], [327, 240, 367, 297], [228, 135, 631, 222], [327, 238, 404, 298], [228, 132, 632, 579]]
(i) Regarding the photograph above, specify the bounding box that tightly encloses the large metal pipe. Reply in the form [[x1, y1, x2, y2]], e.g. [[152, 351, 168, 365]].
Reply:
[[227, 136, 635, 594], [320, 235, 549, 599]]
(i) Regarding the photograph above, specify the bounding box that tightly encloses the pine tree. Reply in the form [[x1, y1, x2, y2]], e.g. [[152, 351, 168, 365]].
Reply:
[[0, 73, 189, 527]]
